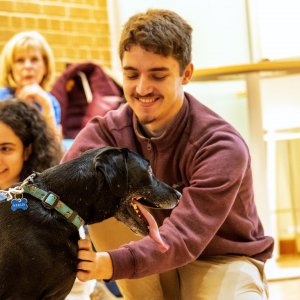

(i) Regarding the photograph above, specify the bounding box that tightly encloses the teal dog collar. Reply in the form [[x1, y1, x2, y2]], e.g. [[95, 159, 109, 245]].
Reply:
[[22, 184, 85, 229]]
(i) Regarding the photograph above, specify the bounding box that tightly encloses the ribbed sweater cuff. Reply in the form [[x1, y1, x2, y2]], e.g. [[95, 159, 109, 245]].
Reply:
[[108, 246, 135, 280]]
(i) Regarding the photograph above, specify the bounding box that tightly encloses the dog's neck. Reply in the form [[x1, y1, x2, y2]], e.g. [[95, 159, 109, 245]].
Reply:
[[31, 162, 119, 226], [22, 183, 85, 229]]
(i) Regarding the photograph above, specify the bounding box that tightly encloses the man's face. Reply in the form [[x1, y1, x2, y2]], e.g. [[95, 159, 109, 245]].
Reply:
[[122, 45, 193, 137]]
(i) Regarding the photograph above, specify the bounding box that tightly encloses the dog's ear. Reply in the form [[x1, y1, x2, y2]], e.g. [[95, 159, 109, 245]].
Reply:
[[93, 147, 128, 197]]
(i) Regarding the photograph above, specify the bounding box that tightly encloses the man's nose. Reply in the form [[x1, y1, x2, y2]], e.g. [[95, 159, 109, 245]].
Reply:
[[136, 76, 153, 96]]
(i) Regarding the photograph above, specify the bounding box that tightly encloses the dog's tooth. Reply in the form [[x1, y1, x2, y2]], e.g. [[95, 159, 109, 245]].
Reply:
[[131, 202, 144, 220], [131, 203, 139, 214]]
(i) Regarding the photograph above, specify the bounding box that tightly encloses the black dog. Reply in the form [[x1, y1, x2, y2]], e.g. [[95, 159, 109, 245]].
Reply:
[[0, 147, 181, 300]]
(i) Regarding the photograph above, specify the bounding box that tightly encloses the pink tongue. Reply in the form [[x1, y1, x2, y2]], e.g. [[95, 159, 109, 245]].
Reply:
[[134, 201, 169, 253]]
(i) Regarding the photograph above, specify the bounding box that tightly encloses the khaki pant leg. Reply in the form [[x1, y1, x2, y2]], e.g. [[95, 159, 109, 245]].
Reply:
[[115, 276, 164, 300], [177, 256, 269, 300], [88, 218, 165, 300], [159, 269, 180, 300]]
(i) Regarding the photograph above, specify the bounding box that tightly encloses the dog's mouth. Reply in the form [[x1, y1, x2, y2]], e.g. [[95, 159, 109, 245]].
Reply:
[[131, 197, 162, 209], [129, 197, 169, 253]]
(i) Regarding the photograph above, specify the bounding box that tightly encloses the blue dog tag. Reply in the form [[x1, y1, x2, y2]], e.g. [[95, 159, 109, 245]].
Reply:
[[11, 198, 28, 211]]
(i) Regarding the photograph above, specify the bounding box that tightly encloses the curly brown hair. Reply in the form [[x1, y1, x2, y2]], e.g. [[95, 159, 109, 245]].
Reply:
[[119, 9, 193, 74], [0, 99, 62, 180]]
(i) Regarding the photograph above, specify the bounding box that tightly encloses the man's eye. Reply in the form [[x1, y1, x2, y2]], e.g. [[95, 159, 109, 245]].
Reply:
[[152, 74, 167, 80], [125, 73, 139, 79]]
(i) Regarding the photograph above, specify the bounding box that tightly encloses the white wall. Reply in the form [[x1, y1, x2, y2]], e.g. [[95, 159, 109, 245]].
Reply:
[[115, 0, 250, 68], [261, 74, 300, 131], [256, 0, 300, 60]]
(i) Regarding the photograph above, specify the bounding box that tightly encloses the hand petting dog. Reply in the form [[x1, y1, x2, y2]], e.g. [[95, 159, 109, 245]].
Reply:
[[77, 239, 112, 281]]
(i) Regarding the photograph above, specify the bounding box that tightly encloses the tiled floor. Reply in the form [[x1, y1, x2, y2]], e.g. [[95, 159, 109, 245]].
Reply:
[[269, 278, 300, 300], [265, 255, 300, 280], [266, 255, 300, 300]]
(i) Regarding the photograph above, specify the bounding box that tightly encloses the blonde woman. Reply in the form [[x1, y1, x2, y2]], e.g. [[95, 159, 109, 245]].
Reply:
[[0, 31, 61, 135]]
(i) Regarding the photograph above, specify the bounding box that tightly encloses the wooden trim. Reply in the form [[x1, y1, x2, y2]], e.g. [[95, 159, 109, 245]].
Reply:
[[192, 60, 300, 81]]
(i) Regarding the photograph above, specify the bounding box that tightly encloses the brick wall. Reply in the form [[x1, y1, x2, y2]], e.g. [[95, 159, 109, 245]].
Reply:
[[0, 0, 111, 76]]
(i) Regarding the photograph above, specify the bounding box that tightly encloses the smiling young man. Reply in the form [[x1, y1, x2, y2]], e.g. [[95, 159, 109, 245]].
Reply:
[[62, 9, 274, 300]]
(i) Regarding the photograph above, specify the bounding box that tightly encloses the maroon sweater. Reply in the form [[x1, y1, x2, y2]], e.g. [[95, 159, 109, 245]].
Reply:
[[62, 92, 274, 280]]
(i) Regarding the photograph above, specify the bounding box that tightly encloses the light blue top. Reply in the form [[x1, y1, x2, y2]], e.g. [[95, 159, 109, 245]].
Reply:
[[0, 87, 61, 125]]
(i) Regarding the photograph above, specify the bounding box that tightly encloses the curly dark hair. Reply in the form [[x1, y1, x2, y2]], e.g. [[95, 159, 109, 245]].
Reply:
[[119, 9, 193, 74], [0, 99, 62, 180]]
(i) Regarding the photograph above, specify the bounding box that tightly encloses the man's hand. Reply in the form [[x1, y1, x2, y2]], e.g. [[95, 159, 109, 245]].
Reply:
[[77, 239, 113, 282]]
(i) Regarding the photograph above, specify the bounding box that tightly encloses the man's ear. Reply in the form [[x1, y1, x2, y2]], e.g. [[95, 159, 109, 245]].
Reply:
[[93, 147, 128, 197], [23, 144, 32, 161], [182, 63, 194, 85]]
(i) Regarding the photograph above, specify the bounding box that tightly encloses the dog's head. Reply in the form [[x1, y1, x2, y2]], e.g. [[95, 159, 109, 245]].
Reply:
[[33, 146, 180, 252], [94, 147, 181, 241]]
